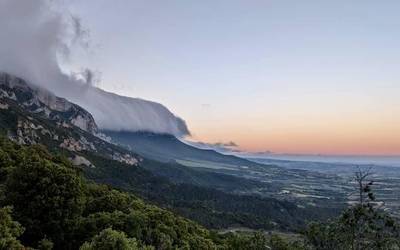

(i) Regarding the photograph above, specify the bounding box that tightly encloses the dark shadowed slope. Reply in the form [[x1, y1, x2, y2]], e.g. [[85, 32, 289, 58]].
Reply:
[[103, 130, 262, 168]]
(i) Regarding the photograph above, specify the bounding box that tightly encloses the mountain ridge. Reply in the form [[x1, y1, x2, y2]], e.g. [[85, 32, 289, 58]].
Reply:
[[0, 72, 329, 231], [103, 130, 270, 169], [0, 72, 140, 166], [0, 73, 98, 134]]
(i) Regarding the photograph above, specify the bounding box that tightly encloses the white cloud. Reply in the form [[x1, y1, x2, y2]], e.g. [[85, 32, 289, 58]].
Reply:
[[184, 140, 241, 154], [0, 0, 190, 137]]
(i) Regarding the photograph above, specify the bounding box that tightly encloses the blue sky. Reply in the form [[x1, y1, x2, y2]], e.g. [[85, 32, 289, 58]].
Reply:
[[67, 0, 400, 155]]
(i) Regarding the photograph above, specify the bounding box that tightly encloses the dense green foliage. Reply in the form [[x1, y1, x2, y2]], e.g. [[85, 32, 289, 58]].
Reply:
[[4, 145, 85, 246], [79, 228, 148, 250], [0, 138, 221, 249], [0, 207, 24, 250]]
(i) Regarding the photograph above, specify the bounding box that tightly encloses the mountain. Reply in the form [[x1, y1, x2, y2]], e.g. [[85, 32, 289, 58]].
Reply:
[[0, 80, 395, 250], [0, 73, 97, 134], [104, 131, 261, 168], [0, 72, 332, 231], [0, 73, 140, 166], [0, 73, 270, 192]]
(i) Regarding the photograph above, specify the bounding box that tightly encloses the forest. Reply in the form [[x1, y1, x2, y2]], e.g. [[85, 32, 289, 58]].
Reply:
[[0, 137, 399, 249]]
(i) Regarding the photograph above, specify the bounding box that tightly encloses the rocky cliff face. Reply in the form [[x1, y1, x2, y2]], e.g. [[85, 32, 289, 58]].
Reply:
[[0, 73, 140, 167], [0, 73, 98, 134]]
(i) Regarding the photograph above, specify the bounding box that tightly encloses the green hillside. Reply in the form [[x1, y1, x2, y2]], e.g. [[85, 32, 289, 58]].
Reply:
[[0, 137, 269, 249]]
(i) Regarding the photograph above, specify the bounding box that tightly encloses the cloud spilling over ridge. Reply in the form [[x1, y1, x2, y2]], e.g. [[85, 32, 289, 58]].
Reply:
[[0, 0, 190, 137], [184, 140, 242, 154]]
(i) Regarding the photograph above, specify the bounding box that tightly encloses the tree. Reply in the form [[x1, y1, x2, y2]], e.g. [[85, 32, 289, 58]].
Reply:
[[4, 146, 85, 248], [79, 228, 147, 250], [304, 168, 400, 250], [269, 234, 291, 250], [38, 238, 54, 250], [340, 168, 399, 250], [0, 206, 24, 250], [225, 232, 269, 250]]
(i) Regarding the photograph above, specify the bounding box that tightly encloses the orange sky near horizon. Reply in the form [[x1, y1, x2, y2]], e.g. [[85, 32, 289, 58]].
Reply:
[[187, 106, 400, 156]]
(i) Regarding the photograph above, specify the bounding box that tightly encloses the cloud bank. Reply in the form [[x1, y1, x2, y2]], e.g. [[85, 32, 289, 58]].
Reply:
[[0, 0, 190, 137], [185, 140, 242, 154]]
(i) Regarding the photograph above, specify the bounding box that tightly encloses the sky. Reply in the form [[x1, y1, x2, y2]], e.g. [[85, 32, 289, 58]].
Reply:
[[66, 0, 400, 155]]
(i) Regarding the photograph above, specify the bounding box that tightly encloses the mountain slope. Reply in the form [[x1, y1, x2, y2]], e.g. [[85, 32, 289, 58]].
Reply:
[[103, 131, 348, 211], [0, 73, 97, 134], [0, 73, 272, 193], [104, 130, 267, 168], [0, 73, 140, 166], [0, 137, 225, 249], [0, 72, 332, 231]]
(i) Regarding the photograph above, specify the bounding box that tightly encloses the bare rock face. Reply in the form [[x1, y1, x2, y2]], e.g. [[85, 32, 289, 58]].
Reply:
[[112, 152, 139, 166], [0, 73, 98, 134], [70, 155, 95, 168], [0, 72, 140, 168], [59, 136, 96, 152], [0, 102, 9, 109]]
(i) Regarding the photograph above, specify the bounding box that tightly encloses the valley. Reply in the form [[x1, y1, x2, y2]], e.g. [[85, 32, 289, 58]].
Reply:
[[105, 129, 400, 219], [252, 157, 400, 217], [105, 131, 347, 210]]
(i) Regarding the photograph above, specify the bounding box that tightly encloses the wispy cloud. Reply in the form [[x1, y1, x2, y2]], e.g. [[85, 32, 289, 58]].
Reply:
[[0, 0, 190, 137]]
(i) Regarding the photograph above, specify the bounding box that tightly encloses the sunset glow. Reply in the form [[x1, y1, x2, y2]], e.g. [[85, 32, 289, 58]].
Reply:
[[67, 0, 400, 155]]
